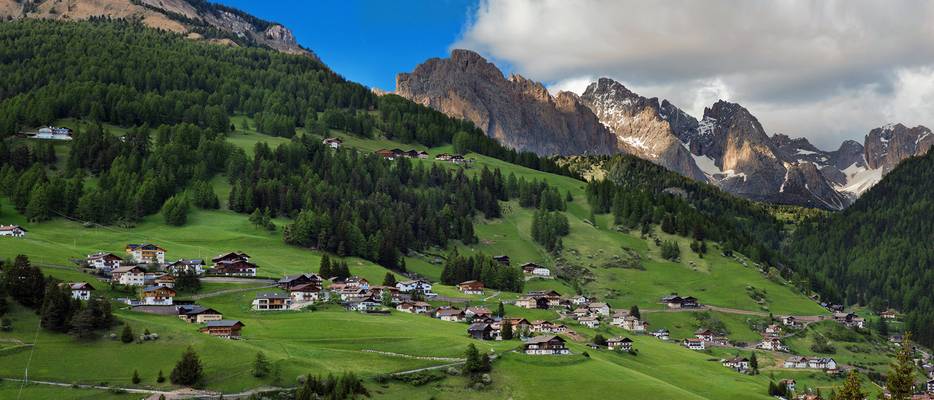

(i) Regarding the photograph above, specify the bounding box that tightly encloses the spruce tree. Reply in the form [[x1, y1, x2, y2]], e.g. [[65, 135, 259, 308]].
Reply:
[[252, 352, 270, 378], [382, 272, 396, 287], [157, 369, 165, 383], [496, 301, 505, 318], [69, 306, 98, 340], [834, 370, 866, 400], [170, 346, 203, 386], [462, 344, 482, 375], [629, 305, 641, 319], [501, 320, 513, 340], [319, 254, 332, 278], [749, 352, 759, 374], [40, 283, 75, 332], [121, 324, 134, 343], [886, 333, 916, 400], [132, 369, 141, 384]]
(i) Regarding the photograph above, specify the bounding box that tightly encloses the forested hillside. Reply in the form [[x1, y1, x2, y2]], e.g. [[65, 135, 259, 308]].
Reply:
[[787, 148, 934, 346]]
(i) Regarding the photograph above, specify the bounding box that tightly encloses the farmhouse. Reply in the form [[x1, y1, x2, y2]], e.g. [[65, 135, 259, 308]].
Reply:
[[212, 251, 251, 264], [669, 296, 699, 309], [199, 320, 244, 339], [651, 329, 670, 340], [618, 316, 648, 332], [807, 358, 837, 370], [167, 259, 205, 276], [112, 265, 146, 286], [782, 316, 800, 328], [516, 296, 548, 309], [765, 324, 782, 335], [758, 338, 787, 352], [520, 262, 551, 277], [569, 295, 590, 305], [523, 335, 570, 355], [210, 252, 258, 277], [368, 286, 401, 303], [290, 282, 326, 303], [435, 307, 466, 322], [457, 280, 485, 295], [62, 282, 95, 301], [396, 279, 434, 296], [125, 243, 166, 264], [252, 292, 292, 311], [781, 379, 797, 393], [0, 224, 27, 237], [586, 302, 610, 316], [396, 301, 431, 314], [86, 252, 123, 272], [177, 305, 223, 323], [880, 309, 898, 320], [579, 315, 600, 328], [833, 312, 865, 329], [154, 274, 175, 288], [322, 137, 343, 149], [722, 357, 750, 371], [683, 338, 705, 350], [141, 285, 176, 305], [334, 276, 370, 290], [465, 307, 492, 319], [468, 323, 495, 340], [495, 318, 532, 335], [278, 273, 322, 290], [783, 356, 809, 369], [695, 329, 715, 342], [347, 297, 381, 312], [607, 337, 633, 351], [337, 287, 370, 302]]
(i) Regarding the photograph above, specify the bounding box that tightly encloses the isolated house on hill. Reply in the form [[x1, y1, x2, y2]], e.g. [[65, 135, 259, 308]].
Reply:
[[62, 282, 95, 301], [521, 262, 551, 277], [468, 323, 495, 340], [200, 320, 244, 339], [607, 337, 633, 351], [457, 280, 485, 295], [523, 335, 570, 355], [177, 305, 223, 324], [0, 225, 27, 237]]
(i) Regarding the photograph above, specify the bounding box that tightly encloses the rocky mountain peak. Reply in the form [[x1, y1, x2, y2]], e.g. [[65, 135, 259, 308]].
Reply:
[[864, 123, 933, 171], [396, 50, 619, 156]]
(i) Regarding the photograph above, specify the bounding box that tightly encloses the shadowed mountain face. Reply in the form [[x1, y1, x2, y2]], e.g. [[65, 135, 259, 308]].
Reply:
[[0, 0, 314, 58], [396, 51, 932, 209], [396, 50, 620, 156]]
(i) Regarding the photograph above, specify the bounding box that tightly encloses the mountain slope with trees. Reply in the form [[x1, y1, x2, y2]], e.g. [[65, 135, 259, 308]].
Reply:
[[786, 148, 934, 346]]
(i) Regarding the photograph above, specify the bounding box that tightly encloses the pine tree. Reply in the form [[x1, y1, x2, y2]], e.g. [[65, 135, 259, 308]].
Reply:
[[501, 320, 513, 340], [834, 370, 866, 400], [157, 369, 165, 383], [40, 283, 75, 332], [252, 352, 270, 378], [886, 333, 916, 400], [382, 272, 396, 287], [121, 324, 134, 343], [629, 305, 641, 319], [462, 344, 482, 375], [749, 352, 759, 374], [69, 306, 98, 340], [170, 346, 203, 385], [497, 301, 505, 318], [4, 255, 46, 308], [132, 369, 141, 384], [319, 254, 332, 278]]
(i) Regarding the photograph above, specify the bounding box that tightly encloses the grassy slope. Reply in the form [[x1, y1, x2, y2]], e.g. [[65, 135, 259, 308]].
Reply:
[[0, 127, 862, 399]]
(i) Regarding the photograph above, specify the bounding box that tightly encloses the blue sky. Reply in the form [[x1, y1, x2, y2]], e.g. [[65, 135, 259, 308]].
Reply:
[[218, 0, 478, 92]]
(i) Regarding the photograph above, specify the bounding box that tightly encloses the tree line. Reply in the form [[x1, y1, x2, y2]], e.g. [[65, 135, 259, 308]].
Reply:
[[439, 250, 524, 292]]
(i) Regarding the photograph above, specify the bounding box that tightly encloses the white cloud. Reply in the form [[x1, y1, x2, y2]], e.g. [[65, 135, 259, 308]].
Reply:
[[454, 0, 934, 147], [546, 76, 595, 96]]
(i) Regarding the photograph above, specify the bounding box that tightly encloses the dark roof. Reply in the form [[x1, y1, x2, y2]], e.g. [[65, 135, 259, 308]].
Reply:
[[126, 243, 164, 251], [527, 335, 565, 344], [204, 320, 243, 328], [178, 305, 220, 315], [171, 259, 204, 266], [468, 323, 492, 332], [255, 292, 289, 300], [143, 285, 176, 293]]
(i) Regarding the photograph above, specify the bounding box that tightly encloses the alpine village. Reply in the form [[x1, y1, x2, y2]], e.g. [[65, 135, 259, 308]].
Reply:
[[0, 1, 932, 400]]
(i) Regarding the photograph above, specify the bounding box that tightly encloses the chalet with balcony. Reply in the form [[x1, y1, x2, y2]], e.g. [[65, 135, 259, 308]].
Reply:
[[199, 320, 244, 339], [252, 292, 292, 311], [523, 335, 570, 355], [125, 243, 166, 264], [141, 285, 176, 305], [177, 305, 223, 324]]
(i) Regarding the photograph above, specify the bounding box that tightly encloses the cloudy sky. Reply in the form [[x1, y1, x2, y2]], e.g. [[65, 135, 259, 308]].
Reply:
[[222, 0, 934, 150], [454, 0, 934, 149]]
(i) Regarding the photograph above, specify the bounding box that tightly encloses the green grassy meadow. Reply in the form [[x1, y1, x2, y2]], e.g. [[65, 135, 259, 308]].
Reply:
[[0, 126, 878, 399]]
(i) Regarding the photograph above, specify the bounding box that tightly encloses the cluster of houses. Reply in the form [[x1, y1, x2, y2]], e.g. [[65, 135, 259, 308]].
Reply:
[[0, 224, 27, 237], [467, 316, 571, 341], [374, 148, 429, 160], [250, 275, 441, 313], [84, 246, 259, 280], [783, 356, 838, 372]]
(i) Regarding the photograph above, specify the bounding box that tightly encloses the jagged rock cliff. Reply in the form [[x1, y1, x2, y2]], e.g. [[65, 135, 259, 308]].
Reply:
[[395, 50, 619, 156], [579, 78, 707, 181]]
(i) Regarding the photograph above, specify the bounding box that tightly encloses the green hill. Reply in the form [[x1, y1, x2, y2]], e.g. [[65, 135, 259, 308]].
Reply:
[[0, 18, 899, 399]]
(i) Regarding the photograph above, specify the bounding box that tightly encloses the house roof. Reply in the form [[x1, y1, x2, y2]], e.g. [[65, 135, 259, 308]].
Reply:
[[587, 302, 608, 308], [0, 224, 26, 232], [290, 283, 321, 292], [608, 337, 633, 343], [255, 292, 290, 300], [211, 251, 249, 262], [170, 259, 203, 266], [204, 320, 243, 328], [436, 308, 465, 317], [66, 282, 95, 291], [527, 335, 565, 344], [143, 285, 176, 294], [468, 323, 492, 332], [88, 252, 122, 260], [112, 265, 143, 273], [467, 307, 491, 314], [126, 243, 165, 251]]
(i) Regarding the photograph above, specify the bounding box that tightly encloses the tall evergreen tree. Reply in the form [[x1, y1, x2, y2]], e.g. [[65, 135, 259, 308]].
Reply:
[[886, 333, 916, 400], [834, 370, 867, 400], [170, 346, 204, 386]]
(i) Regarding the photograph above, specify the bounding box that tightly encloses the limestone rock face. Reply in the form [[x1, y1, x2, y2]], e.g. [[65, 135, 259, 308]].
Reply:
[[864, 123, 934, 172], [579, 78, 706, 181], [396, 50, 619, 156]]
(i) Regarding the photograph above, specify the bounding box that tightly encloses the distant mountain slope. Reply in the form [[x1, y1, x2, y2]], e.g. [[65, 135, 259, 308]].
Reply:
[[786, 147, 934, 347], [0, 0, 314, 57], [395, 49, 622, 156]]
